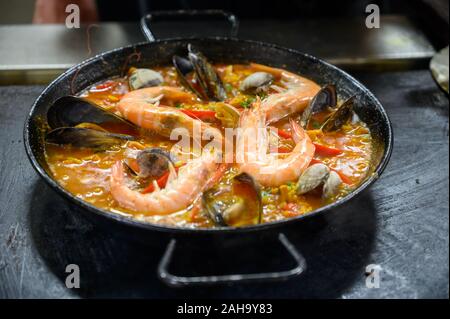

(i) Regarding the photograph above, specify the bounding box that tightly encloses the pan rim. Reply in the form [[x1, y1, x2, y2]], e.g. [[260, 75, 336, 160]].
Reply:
[[24, 36, 393, 235]]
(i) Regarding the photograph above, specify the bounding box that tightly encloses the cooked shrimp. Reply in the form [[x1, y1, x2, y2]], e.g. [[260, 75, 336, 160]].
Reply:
[[110, 150, 221, 215], [237, 99, 315, 187], [122, 86, 197, 106], [117, 86, 222, 141], [250, 63, 320, 123]]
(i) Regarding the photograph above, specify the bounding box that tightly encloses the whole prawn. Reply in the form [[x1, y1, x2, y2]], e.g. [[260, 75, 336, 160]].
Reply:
[[117, 86, 223, 141], [110, 150, 224, 215], [250, 63, 320, 123], [237, 99, 315, 187], [110, 86, 228, 215]]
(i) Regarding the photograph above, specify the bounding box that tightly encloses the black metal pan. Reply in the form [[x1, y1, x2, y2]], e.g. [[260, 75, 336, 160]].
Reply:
[[24, 10, 393, 287]]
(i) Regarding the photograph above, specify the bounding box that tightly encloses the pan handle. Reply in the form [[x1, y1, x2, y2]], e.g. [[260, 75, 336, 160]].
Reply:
[[140, 10, 239, 42], [157, 233, 307, 287]]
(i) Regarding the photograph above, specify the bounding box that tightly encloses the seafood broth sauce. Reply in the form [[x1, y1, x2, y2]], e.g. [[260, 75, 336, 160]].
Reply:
[[45, 61, 373, 228]]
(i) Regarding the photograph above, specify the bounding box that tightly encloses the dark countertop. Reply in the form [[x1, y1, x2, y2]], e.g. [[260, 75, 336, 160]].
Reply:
[[0, 69, 448, 298]]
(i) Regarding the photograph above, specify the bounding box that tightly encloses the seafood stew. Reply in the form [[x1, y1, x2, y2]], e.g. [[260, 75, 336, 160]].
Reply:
[[43, 46, 375, 229]]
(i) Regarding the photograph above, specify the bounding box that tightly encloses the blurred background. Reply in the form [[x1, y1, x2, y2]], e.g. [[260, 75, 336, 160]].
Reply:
[[0, 0, 448, 86], [0, 0, 448, 27]]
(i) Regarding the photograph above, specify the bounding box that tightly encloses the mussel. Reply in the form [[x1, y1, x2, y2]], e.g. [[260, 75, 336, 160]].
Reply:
[[188, 44, 227, 101], [45, 127, 134, 150], [173, 55, 204, 99], [47, 96, 136, 131], [128, 68, 164, 90], [300, 84, 337, 129], [134, 148, 175, 179], [300, 84, 356, 132], [202, 173, 262, 227], [296, 163, 342, 200], [45, 95, 137, 150], [239, 72, 274, 94], [173, 45, 227, 101], [321, 96, 355, 132]]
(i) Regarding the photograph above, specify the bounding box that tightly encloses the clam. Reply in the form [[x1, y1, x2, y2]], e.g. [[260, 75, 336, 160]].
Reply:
[[47, 96, 136, 132], [321, 96, 355, 132], [187, 44, 227, 101], [134, 148, 175, 179], [128, 68, 163, 90], [322, 171, 343, 200], [239, 72, 274, 94], [45, 127, 134, 150], [296, 163, 343, 199], [202, 173, 262, 227], [296, 163, 330, 195], [300, 84, 336, 129]]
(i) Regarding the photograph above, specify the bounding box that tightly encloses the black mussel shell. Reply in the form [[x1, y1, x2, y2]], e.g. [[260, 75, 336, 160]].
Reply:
[[321, 96, 355, 132], [135, 148, 175, 179], [45, 127, 134, 150], [47, 96, 136, 131], [202, 173, 262, 227], [172, 55, 204, 99], [300, 84, 337, 128], [187, 44, 227, 101]]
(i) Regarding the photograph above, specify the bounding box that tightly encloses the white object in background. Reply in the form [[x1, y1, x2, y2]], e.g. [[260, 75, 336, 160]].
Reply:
[[430, 46, 449, 93]]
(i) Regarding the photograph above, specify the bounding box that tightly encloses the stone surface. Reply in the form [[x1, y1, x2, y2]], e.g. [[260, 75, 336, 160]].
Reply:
[[0, 69, 448, 298]]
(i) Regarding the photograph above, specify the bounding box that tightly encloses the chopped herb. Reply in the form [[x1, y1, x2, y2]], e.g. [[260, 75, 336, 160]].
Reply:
[[224, 83, 233, 93], [257, 92, 268, 100], [311, 120, 321, 129], [240, 96, 255, 108], [175, 102, 183, 108]]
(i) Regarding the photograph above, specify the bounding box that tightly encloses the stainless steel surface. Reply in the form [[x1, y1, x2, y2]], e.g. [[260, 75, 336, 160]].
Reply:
[[0, 23, 145, 84], [239, 15, 435, 68], [0, 15, 436, 85]]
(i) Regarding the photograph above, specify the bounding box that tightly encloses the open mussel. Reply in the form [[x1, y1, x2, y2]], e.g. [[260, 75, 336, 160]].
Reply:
[[46, 95, 138, 150], [188, 44, 227, 101], [300, 85, 356, 132], [173, 55, 204, 99], [300, 84, 337, 129], [173, 44, 227, 101], [239, 72, 274, 94], [202, 173, 262, 227], [47, 96, 137, 132], [321, 96, 355, 132], [131, 148, 175, 179], [296, 163, 342, 200], [128, 67, 163, 90], [45, 127, 134, 150]]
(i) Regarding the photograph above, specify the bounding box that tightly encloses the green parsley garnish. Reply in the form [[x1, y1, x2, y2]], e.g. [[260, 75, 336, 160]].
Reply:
[[311, 120, 321, 129], [224, 83, 233, 93], [240, 96, 255, 108]]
